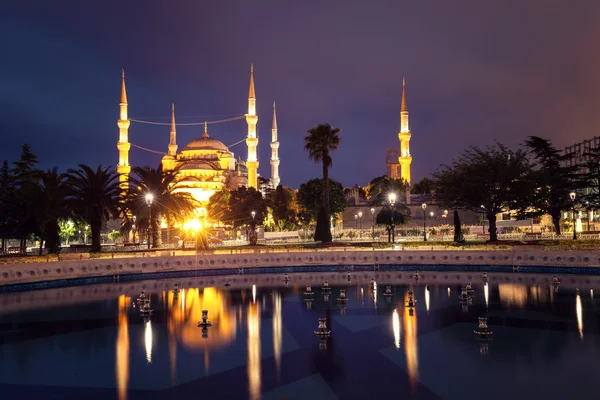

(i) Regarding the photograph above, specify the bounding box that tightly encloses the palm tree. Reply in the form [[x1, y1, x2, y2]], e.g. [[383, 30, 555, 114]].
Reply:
[[304, 124, 341, 242], [126, 164, 198, 248], [67, 165, 120, 252], [32, 168, 70, 254]]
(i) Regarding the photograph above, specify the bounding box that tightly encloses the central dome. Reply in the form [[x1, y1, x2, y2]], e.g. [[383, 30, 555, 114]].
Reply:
[[182, 136, 229, 152]]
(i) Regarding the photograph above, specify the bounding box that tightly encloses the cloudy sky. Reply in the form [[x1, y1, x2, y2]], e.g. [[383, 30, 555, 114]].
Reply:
[[2, 0, 600, 188]]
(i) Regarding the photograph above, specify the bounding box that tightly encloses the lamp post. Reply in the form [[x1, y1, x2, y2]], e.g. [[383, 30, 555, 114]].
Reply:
[[442, 210, 448, 240], [84, 225, 89, 245], [389, 193, 396, 243], [422, 203, 427, 242], [370, 208, 375, 240], [358, 211, 363, 238], [570, 191, 577, 240], [585, 201, 590, 232], [250, 210, 256, 245], [132, 215, 137, 244], [145, 193, 154, 249]]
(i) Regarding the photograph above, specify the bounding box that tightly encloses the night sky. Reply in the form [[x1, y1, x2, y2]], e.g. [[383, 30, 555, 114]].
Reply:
[[3, 0, 600, 189]]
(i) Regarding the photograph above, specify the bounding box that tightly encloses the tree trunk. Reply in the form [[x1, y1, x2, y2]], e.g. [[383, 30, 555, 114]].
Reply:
[[487, 212, 498, 242], [322, 163, 330, 215], [151, 213, 160, 248], [453, 210, 464, 243], [39, 238, 43, 256], [20, 237, 26, 255], [91, 217, 102, 252], [551, 213, 561, 235]]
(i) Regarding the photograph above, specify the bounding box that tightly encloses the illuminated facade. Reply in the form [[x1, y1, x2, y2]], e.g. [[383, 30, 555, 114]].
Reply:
[[270, 102, 280, 188], [161, 117, 248, 205], [398, 77, 412, 184], [246, 64, 259, 189], [116, 70, 131, 191], [117, 65, 281, 205]]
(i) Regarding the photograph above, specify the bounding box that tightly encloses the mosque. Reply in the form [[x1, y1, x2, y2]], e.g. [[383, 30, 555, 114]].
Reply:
[[115, 65, 281, 206]]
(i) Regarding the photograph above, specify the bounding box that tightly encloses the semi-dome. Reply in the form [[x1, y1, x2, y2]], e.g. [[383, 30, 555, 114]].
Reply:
[[182, 136, 229, 152]]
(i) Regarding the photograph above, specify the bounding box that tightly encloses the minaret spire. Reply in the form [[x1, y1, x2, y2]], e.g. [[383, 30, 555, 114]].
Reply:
[[203, 121, 209, 137], [117, 69, 131, 192], [398, 76, 412, 184], [168, 103, 178, 156], [245, 64, 259, 189], [270, 101, 280, 188]]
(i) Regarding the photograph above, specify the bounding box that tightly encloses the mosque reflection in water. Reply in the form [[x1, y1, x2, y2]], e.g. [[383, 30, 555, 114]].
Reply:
[[115, 286, 279, 400], [107, 277, 593, 399]]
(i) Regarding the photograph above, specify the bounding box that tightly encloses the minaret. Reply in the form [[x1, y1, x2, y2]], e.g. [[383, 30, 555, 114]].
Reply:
[[398, 77, 412, 184], [168, 103, 177, 156], [245, 64, 259, 189], [117, 69, 131, 191], [270, 102, 280, 188]]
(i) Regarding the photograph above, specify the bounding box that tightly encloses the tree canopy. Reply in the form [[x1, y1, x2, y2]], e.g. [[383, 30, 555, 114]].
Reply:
[[513, 136, 578, 234], [434, 143, 529, 241], [297, 178, 346, 221]]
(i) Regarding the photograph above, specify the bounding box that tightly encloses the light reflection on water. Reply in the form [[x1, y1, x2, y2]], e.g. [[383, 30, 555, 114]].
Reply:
[[576, 292, 584, 339], [116, 295, 129, 400], [247, 301, 261, 400], [498, 283, 528, 308], [1, 274, 599, 399], [403, 291, 419, 390], [272, 291, 282, 377], [144, 320, 153, 364]]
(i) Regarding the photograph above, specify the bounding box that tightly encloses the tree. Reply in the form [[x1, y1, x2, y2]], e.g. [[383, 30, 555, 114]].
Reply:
[[126, 164, 198, 248], [58, 219, 76, 245], [434, 143, 529, 242], [12, 144, 41, 254], [32, 168, 70, 254], [304, 123, 341, 242], [67, 165, 120, 252], [366, 175, 410, 205], [270, 185, 298, 228], [0, 160, 17, 250], [375, 204, 411, 242], [412, 177, 435, 195], [207, 187, 267, 245], [297, 178, 346, 221], [513, 136, 578, 234]]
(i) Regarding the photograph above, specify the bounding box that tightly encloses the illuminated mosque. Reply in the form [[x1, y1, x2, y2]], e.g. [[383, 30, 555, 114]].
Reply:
[[115, 65, 281, 205]]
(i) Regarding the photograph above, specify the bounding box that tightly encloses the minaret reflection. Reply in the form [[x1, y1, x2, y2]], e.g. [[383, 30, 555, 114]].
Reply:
[[576, 291, 583, 339], [248, 302, 261, 400], [116, 295, 130, 400], [403, 292, 419, 390], [392, 309, 401, 349], [272, 291, 282, 377], [145, 320, 153, 364]]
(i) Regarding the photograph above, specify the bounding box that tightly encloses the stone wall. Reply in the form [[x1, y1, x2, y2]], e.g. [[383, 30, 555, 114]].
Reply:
[[1, 249, 600, 287]]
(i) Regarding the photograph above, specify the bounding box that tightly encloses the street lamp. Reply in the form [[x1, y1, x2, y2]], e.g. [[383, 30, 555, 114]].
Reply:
[[389, 193, 397, 243], [250, 210, 257, 245], [84, 225, 89, 245], [145, 193, 154, 249], [422, 203, 427, 241], [132, 215, 137, 244], [570, 191, 577, 240], [586, 201, 590, 232], [370, 208, 375, 240], [354, 214, 358, 237], [358, 211, 363, 238]]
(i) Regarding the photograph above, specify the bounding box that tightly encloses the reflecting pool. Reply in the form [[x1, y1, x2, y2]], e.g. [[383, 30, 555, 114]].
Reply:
[[1, 270, 599, 399]]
